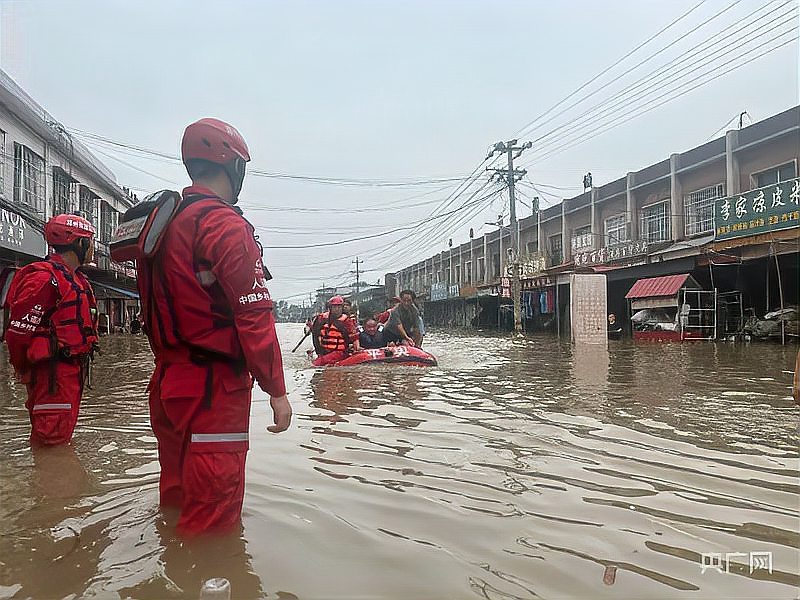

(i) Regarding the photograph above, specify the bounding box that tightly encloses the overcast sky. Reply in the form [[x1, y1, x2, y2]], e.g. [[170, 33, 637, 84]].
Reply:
[[1, 0, 797, 302]]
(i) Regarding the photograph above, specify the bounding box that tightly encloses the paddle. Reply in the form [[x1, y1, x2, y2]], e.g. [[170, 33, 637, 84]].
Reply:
[[291, 330, 311, 353]]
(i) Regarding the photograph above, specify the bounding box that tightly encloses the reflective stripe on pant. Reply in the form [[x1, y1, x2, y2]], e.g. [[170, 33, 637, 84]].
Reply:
[[25, 361, 83, 447], [148, 360, 253, 536]]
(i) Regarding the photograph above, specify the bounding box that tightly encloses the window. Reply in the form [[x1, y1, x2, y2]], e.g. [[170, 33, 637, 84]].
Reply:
[[640, 201, 670, 242], [526, 240, 539, 254], [52, 168, 79, 216], [684, 183, 724, 236], [78, 185, 100, 230], [477, 257, 485, 281], [13, 143, 46, 213], [492, 252, 501, 278], [571, 225, 592, 251], [604, 214, 627, 245], [453, 264, 460, 285], [548, 234, 563, 265], [464, 260, 472, 284], [100, 201, 117, 243], [754, 161, 796, 189]]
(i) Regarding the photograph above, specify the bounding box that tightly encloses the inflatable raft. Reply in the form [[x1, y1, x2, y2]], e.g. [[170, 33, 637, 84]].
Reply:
[[331, 345, 437, 367]]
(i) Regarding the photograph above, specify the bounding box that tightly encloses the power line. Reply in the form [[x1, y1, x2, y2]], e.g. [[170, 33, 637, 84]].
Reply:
[[238, 183, 454, 214], [68, 128, 473, 188], [358, 178, 500, 268], [88, 145, 183, 186], [368, 185, 506, 273], [510, 0, 711, 139], [270, 171, 498, 275], [260, 178, 500, 249], [527, 30, 797, 165], [705, 110, 752, 141], [519, 1, 795, 160]]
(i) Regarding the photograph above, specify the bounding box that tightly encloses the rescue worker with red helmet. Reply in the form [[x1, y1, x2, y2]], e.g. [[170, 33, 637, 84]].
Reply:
[[311, 295, 360, 367], [141, 118, 291, 536], [3, 214, 98, 446]]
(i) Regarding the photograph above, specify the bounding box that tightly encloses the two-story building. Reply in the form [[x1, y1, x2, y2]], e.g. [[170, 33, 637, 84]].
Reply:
[[389, 106, 799, 336], [0, 69, 139, 334]]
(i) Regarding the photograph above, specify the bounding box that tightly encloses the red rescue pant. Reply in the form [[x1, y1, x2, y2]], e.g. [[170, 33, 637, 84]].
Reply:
[[149, 359, 253, 536], [25, 360, 84, 447], [312, 350, 348, 367]]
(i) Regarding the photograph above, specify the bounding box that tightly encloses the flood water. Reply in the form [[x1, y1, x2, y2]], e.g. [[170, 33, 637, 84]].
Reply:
[[0, 324, 798, 600]]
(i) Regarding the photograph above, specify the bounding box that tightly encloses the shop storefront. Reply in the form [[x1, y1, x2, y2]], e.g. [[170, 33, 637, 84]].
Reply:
[[0, 205, 47, 267]]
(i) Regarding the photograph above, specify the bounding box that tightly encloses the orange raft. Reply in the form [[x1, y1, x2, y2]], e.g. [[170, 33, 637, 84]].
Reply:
[[329, 345, 437, 367]]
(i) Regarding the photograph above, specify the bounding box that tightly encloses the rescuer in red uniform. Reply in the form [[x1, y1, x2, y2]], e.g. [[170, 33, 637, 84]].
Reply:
[[311, 295, 360, 366], [3, 214, 98, 447], [141, 118, 291, 535]]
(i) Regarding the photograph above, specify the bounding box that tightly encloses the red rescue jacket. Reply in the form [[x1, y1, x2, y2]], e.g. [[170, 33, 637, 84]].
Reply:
[[4, 255, 98, 378], [137, 185, 286, 397]]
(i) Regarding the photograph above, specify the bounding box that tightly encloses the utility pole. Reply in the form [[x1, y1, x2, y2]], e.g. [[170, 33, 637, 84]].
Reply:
[[351, 257, 362, 319], [487, 139, 532, 333]]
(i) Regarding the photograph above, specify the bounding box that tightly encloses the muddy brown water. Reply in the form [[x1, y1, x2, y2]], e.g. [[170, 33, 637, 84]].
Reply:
[[1, 324, 798, 600]]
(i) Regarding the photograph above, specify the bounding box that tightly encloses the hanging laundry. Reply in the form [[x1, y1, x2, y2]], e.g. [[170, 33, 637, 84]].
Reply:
[[545, 288, 555, 314]]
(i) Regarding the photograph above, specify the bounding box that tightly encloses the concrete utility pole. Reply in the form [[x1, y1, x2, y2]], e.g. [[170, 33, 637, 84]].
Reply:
[[351, 257, 362, 319], [487, 139, 532, 333]]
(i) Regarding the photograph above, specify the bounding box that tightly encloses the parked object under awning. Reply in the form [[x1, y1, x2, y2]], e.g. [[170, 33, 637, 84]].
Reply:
[[625, 273, 700, 310], [91, 281, 139, 300]]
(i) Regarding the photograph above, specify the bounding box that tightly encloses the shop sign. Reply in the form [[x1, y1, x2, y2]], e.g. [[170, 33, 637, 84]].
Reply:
[[448, 284, 460, 298], [460, 285, 477, 298], [110, 260, 137, 279], [0, 207, 47, 257], [521, 276, 553, 290], [430, 282, 448, 301], [500, 277, 511, 298], [714, 178, 800, 240], [574, 239, 648, 267], [518, 253, 547, 278]]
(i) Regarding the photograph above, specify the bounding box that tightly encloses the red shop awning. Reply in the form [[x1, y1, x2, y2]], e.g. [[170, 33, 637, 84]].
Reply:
[[625, 273, 693, 300]]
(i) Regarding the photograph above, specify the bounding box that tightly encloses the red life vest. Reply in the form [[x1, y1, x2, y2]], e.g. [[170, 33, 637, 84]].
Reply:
[[19, 259, 99, 363], [137, 194, 249, 361], [314, 311, 351, 353]]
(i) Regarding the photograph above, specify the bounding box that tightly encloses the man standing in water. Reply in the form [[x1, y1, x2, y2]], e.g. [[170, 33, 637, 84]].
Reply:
[[3, 215, 98, 446], [139, 118, 291, 535], [384, 289, 422, 346]]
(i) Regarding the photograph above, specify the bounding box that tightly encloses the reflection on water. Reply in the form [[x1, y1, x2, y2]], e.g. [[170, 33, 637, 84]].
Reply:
[[0, 326, 798, 599]]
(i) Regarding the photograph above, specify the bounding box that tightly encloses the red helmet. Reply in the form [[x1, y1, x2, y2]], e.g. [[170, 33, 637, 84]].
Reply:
[[44, 214, 95, 246], [328, 295, 345, 306], [181, 118, 251, 200]]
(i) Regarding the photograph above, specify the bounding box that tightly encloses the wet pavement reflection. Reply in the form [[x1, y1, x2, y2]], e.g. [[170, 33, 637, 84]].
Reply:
[[0, 325, 798, 599]]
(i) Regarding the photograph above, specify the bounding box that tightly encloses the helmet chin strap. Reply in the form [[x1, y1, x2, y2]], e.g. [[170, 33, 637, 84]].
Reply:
[[74, 238, 90, 264], [224, 157, 246, 204]]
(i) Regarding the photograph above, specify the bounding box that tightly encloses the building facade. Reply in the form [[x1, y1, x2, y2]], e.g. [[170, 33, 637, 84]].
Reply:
[[0, 69, 138, 333], [389, 106, 799, 336]]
